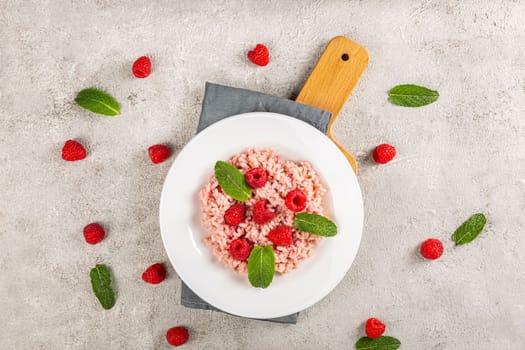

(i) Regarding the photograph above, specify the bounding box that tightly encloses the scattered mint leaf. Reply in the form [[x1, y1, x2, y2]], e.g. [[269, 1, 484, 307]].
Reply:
[[90, 264, 116, 310], [451, 213, 487, 245], [388, 84, 439, 107], [294, 212, 337, 237], [247, 246, 275, 288], [214, 161, 252, 202], [75, 88, 120, 116], [355, 336, 401, 350]]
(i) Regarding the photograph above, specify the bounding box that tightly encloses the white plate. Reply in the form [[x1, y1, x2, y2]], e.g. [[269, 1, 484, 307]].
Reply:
[[159, 112, 363, 319]]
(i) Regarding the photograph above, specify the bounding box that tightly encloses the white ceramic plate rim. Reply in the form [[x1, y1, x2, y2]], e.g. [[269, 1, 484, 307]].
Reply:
[[159, 112, 363, 319]]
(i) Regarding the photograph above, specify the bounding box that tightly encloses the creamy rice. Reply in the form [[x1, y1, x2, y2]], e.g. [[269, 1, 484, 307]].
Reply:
[[199, 148, 327, 274]]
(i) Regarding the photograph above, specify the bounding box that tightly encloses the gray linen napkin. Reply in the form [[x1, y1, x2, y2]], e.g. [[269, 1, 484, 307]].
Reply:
[[181, 82, 332, 324]]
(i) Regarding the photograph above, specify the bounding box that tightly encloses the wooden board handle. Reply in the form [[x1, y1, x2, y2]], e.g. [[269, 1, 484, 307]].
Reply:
[[296, 36, 368, 173]]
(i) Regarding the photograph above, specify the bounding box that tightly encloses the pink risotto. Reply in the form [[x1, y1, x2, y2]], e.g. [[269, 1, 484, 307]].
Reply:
[[199, 148, 327, 274]]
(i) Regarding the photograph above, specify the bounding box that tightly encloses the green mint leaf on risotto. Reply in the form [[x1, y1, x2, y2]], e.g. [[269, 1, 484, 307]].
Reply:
[[90, 264, 116, 310], [294, 212, 337, 237], [388, 84, 439, 107], [355, 336, 401, 350], [247, 246, 275, 288], [214, 161, 252, 202], [451, 213, 487, 245], [75, 88, 120, 116]]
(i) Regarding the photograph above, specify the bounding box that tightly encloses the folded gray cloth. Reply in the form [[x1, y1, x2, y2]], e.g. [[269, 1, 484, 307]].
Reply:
[[181, 82, 332, 324]]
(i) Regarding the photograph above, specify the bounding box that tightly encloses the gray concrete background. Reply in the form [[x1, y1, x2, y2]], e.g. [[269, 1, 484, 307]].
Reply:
[[1, 1, 524, 349]]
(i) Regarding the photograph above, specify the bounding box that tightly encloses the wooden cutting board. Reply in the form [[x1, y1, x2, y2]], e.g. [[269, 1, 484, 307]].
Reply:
[[296, 36, 369, 174]]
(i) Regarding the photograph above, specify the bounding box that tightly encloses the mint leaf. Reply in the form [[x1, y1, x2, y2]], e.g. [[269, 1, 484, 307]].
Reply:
[[247, 246, 275, 288], [451, 213, 487, 245], [90, 264, 116, 310], [294, 212, 337, 237], [75, 88, 120, 116], [214, 161, 252, 202], [389, 84, 439, 107], [355, 336, 401, 350]]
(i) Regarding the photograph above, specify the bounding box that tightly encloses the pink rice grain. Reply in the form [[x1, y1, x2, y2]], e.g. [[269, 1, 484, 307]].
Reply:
[[199, 148, 327, 274]]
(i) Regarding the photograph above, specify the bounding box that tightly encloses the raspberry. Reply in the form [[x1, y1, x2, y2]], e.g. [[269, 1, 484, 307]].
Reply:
[[420, 238, 444, 260], [166, 326, 189, 347], [83, 223, 105, 245], [267, 226, 293, 246], [148, 144, 170, 164], [252, 199, 275, 224], [285, 189, 307, 212], [365, 318, 386, 339], [132, 56, 151, 78], [245, 168, 268, 188], [224, 203, 245, 226], [247, 44, 270, 66], [229, 238, 252, 260], [141, 263, 167, 284], [373, 144, 396, 164], [62, 140, 87, 161]]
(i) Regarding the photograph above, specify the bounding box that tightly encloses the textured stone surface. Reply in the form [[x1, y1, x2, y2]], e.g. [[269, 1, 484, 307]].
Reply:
[[1, 1, 524, 349]]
